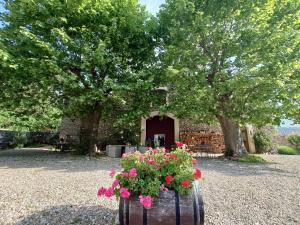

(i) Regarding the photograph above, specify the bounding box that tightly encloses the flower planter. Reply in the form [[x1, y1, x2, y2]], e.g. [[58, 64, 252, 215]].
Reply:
[[106, 145, 125, 158], [125, 146, 137, 154], [119, 181, 204, 225]]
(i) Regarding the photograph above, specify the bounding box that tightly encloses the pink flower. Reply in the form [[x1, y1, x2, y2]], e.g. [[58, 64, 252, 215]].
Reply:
[[129, 168, 137, 177], [109, 169, 116, 177], [160, 184, 169, 192], [122, 172, 129, 177], [147, 147, 153, 151], [112, 179, 119, 189], [139, 195, 153, 208], [139, 155, 145, 162], [105, 187, 114, 197], [120, 187, 131, 199], [97, 187, 107, 196]]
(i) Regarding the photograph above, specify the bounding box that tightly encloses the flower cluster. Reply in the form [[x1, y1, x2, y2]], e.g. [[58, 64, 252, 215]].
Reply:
[[98, 142, 202, 209]]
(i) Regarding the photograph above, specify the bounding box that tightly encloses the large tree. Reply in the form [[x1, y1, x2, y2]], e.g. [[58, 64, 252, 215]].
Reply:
[[158, 0, 300, 155], [0, 0, 158, 153]]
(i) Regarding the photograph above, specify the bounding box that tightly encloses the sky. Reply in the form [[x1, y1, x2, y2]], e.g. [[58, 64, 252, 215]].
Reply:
[[140, 0, 165, 14], [0, 0, 165, 14]]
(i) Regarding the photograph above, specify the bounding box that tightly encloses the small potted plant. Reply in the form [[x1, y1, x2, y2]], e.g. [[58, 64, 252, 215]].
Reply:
[[98, 142, 204, 225]]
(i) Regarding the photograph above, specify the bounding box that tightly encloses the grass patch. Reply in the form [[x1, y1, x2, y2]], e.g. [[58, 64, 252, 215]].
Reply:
[[238, 154, 266, 163], [278, 146, 298, 155]]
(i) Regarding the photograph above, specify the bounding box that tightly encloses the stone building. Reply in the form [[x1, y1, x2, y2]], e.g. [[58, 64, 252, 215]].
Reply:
[[60, 88, 256, 154]]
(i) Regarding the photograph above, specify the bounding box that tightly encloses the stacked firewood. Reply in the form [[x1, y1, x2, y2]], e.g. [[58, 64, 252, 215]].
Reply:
[[180, 132, 225, 153]]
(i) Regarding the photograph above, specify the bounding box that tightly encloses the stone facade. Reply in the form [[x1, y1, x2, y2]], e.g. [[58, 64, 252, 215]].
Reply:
[[59, 117, 119, 148]]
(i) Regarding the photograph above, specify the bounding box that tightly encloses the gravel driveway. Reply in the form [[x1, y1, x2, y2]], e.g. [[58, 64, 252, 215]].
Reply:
[[0, 148, 299, 225]]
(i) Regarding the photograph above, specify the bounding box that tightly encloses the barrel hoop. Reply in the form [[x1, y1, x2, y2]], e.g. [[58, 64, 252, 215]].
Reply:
[[125, 199, 129, 225], [175, 191, 180, 225], [143, 207, 148, 225], [198, 192, 205, 225], [119, 198, 124, 225], [193, 193, 197, 225]]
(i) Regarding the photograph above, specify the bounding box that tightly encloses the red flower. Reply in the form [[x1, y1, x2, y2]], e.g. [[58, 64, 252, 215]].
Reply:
[[181, 180, 190, 188], [169, 154, 178, 160], [147, 159, 156, 165], [175, 142, 184, 148], [193, 168, 202, 179], [192, 159, 197, 165], [165, 175, 173, 185]]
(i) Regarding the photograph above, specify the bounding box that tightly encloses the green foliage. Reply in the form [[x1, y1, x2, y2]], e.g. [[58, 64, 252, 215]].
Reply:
[[254, 131, 272, 153], [158, 0, 300, 153], [278, 146, 298, 155], [0, 0, 158, 139], [0, 109, 62, 131], [286, 134, 300, 149], [238, 155, 266, 163], [11, 132, 28, 148], [117, 148, 201, 197]]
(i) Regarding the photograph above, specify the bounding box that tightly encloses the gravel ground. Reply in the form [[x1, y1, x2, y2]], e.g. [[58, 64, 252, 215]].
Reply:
[[0, 148, 299, 225]]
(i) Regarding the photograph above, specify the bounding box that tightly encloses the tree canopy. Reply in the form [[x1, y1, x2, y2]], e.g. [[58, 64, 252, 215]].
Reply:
[[158, 0, 300, 154], [0, 0, 159, 152]]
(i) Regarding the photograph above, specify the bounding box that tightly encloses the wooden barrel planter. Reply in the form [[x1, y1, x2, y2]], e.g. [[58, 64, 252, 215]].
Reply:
[[119, 182, 204, 225]]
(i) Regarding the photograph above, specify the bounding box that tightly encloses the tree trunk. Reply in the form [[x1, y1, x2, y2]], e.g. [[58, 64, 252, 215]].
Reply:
[[80, 110, 101, 155], [218, 116, 247, 156]]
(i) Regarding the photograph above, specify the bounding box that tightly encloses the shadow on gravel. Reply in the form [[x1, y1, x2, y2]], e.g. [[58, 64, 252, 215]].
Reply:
[[16, 205, 118, 225], [0, 148, 119, 173], [197, 158, 297, 178]]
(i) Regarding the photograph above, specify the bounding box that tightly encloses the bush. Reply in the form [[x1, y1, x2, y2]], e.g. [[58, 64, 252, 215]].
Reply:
[[253, 131, 272, 153], [278, 146, 298, 155], [286, 134, 300, 149], [11, 132, 28, 148], [238, 154, 266, 163]]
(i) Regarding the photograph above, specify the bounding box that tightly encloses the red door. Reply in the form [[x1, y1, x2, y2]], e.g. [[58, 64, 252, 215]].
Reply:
[[146, 116, 175, 149]]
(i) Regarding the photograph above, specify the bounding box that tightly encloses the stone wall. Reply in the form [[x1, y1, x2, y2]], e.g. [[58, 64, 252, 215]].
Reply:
[[60, 117, 226, 152], [59, 117, 120, 148]]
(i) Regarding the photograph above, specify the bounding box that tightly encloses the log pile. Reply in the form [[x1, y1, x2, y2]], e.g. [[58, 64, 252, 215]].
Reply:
[[180, 132, 225, 153]]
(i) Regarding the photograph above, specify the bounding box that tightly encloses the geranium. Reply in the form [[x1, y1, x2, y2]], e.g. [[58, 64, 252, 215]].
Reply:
[[139, 155, 145, 162], [175, 141, 184, 148], [181, 180, 190, 188], [105, 187, 114, 197], [122, 172, 129, 177], [112, 179, 119, 189], [169, 154, 178, 160], [193, 169, 201, 179], [109, 169, 116, 177], [120, 187, 131, 199], [161, 184, 169, 192], [97, 143, 202, 208], [97, 187, 107, 196], [165, 175, 173, 185], [139, 195, 153, 208], [129, 168, 137, 177], [147, 159, 156, 165], [192, 159, 197, 165]]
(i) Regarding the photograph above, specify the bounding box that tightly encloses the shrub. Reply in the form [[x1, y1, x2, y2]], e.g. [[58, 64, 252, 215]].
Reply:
[[286, 134, 300, 149], [11, 132, 28, 148], [253, 131, 272, 153], [238, 154, 266, 163], [278, 146, 298, 155]]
